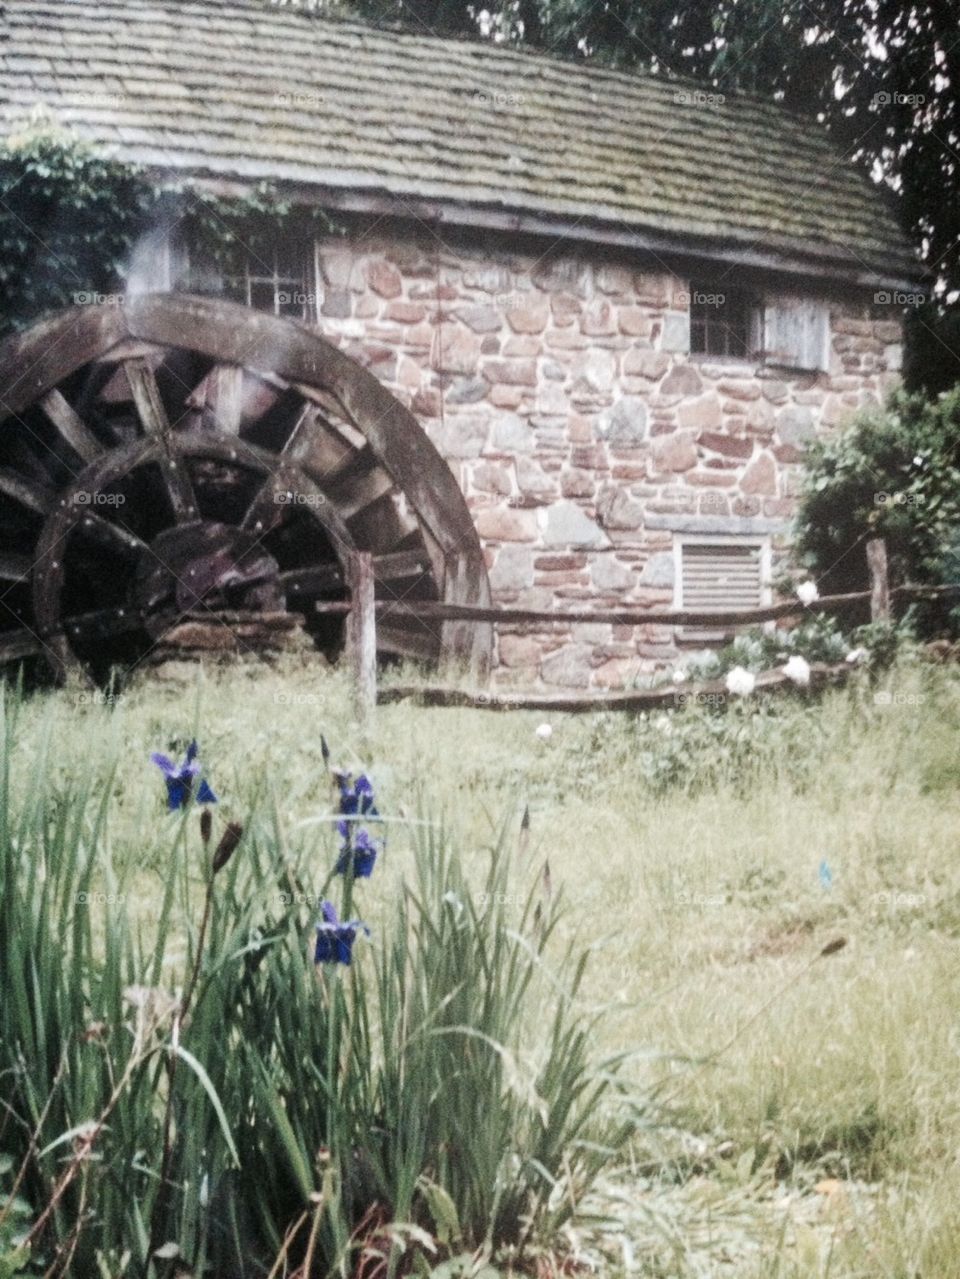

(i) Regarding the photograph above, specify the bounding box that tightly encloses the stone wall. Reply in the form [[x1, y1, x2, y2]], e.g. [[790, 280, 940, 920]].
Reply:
[[312, 220, 903, 689]]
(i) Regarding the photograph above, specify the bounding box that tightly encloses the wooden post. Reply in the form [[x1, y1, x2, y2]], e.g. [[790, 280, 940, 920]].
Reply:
[[867, 537, 891, 622], [349, 551, 377, 720]]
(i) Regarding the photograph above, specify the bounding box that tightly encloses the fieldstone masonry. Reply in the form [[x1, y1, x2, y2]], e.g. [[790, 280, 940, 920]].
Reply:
[[314, 222, 903, 690]]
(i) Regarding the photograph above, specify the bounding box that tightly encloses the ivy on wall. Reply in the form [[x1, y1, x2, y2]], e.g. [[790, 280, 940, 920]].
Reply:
[[0, 123, 338, 341]]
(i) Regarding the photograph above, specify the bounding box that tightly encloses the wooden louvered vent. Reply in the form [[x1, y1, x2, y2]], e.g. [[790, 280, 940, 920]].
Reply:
[[679, 541, 766, 639]]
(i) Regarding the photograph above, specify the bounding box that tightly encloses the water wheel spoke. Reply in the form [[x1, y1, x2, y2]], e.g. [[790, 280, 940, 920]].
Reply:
[[240, 470, 296, 534], [74, 512, 148, 559], [0, 468, 54, 515], [38, 389, 103, 465], [124, 358, 198, 522], [62, 605, 142, 645], [0, 552, 32, 583], [0, 627, 44, 662], [280, 547, 432, 604]]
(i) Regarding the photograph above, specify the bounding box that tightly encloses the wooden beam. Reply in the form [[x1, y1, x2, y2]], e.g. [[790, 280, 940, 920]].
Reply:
[[0, 553, 32, 583], [38, 389, 103, 465], [379, 662, 853, 713], [347, 551, 377, 723], [123, 358, 198, 522], [867, 538, 891, 623]]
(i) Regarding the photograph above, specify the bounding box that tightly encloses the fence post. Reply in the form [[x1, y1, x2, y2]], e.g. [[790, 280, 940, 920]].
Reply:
[[866, 537, 891, 623], [349, 551, 377, 719]]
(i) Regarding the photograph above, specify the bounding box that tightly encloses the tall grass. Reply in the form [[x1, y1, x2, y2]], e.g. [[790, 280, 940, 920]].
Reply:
[[0, 686, 635, 1277]]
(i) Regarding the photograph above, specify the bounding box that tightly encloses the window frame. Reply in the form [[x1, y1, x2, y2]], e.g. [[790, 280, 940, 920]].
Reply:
[[172, 229, 320, 324], [688, 285, 763, 363]]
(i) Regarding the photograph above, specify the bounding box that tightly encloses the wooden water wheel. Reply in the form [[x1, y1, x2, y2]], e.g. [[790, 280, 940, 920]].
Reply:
[[0, 294, 491, 682]]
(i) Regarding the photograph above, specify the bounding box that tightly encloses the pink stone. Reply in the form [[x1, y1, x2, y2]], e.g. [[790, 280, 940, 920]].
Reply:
[[677, 394, 722, 429], [474, 507, 537, 541], [740, 452, 778, 496], [698, 431, 753, 459], [651, 432, 697, 472], [385, 301, 426, 324], [623, 349, 670, 379], [581, 300, 617, 336], [506, 300, 550, 334], [367, 260, 403, 299]]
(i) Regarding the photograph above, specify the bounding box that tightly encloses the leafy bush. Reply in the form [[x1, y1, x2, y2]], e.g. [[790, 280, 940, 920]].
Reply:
[[793, 388, 960, 634], [0, 705, 633, 1277]]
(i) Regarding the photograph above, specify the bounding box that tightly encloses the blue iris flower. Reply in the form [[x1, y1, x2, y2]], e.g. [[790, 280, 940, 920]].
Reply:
[[334, 772, 383, 878], [314, 900, 369, 965], [335, 827, 381, 879], [151, 740, 218, 811]]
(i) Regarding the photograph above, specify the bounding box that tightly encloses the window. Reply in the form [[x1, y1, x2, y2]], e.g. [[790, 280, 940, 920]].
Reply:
[[689, 287, 760, 359], [674, 537, 770, 640], [689, 282, 830, 372], [179, 234, 316, 322]]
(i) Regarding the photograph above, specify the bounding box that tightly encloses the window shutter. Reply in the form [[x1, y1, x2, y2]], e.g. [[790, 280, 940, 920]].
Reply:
[[763, 296, 829, 371]]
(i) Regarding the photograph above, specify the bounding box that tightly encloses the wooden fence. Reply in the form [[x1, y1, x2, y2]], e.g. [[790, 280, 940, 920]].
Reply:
[[328, 537, 957, 717]]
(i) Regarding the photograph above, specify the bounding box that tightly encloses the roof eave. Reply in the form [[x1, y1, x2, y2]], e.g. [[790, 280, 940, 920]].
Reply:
[[155, 169, 924, 294]]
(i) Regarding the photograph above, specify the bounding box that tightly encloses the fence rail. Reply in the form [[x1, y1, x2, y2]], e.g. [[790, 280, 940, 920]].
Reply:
[[337, 537, 958, 717]]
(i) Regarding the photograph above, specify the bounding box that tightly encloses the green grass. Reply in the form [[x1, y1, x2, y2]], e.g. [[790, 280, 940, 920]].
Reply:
[[2, 656, 960, 1276]]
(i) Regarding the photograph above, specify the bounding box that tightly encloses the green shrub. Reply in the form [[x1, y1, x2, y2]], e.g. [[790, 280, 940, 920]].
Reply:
[[793, 388, 960, 634]]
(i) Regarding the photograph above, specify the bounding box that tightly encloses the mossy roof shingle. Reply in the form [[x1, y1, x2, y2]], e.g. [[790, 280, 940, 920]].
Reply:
[[0, 0, 919, 285]]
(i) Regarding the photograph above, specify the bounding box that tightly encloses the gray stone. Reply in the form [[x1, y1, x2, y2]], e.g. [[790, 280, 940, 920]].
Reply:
[[489, 545, 534, 592], [489, 412, 534, 453], [660, 311, 690, 352], [446, 377, 489, 405], [660, 362, 703, 396], [591, 555, 634, 590], [430, 415, 489, 459], [639, 551, 675, 588], [540, 643, 593, 687], [320, 289, 351, 319], [777, 406, 816, 450], [541, 500, 610, 548], [596, 484, 645, 531], [456, 305, 503, 334], [516, 456, 556, 495], [600, 397, 648, 447], [644, 513, 790, 535]]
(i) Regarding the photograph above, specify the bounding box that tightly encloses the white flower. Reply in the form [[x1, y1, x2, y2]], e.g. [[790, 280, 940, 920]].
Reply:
[[654, 713, 672, 733], [913, 454, 924, 467], [725, 666, 756, 697], [672, 668, 688, 683], [783, 654, 811, 686], [535, 722, 553, 740], [845, 647, 869, 664], [796, 581, 820, 606]]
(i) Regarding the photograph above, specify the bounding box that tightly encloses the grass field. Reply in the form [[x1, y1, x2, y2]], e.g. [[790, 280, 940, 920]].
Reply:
[[2, 656, 959, 1277]]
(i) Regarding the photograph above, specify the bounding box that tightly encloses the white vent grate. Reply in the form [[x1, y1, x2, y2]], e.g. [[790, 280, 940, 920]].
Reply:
[[680, 543, 764, 611]]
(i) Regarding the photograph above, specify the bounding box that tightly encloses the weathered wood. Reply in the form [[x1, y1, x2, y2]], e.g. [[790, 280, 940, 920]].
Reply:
[[0, 305, 128, 420], [373, 591, 870, 629], [379, 662, 853, 713], [123, 295, 487, 568], [0, 295, 493, 677], [348, 551, 377, 721], [867, 537, 891, 623], [38, 389, 103, 465], [0, 552, 31, 583], [0, 469, 53, 515], [123, 358, 198, 522]]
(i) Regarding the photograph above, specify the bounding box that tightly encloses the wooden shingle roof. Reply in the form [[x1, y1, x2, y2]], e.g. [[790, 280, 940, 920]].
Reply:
[[0, 0, 919, 287]]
